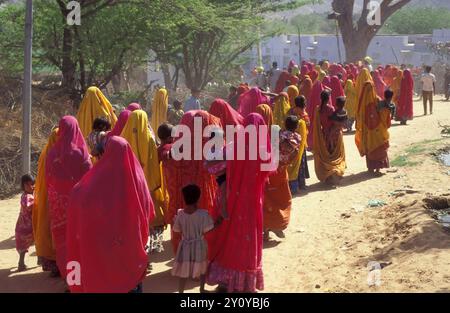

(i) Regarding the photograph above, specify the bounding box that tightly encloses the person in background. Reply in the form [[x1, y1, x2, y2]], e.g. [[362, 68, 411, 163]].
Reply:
[[184, 89, 202, 112], [87, 117, 111, 159], [167, 100, 184, 125], [443, 67, 450, 101], [421, 66, 436, 115], [253, 66, 267, 90], [363, 57, 373, 72], [16, 174, 35, 272], [378, 89, 396, 120], [268, 61, 282, 92]]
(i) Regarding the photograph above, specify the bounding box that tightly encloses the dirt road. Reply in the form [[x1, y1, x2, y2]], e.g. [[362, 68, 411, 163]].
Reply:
[[0, 98, 449, 293]]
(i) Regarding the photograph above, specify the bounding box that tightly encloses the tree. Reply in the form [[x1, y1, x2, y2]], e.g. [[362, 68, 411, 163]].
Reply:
[[381, 7, 450, 34], [332, 0, 411, 62]]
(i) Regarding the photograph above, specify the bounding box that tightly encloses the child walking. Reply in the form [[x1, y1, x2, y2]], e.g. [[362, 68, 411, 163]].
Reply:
[[172, 184, 222, 293], [15, 174, 35, 272]]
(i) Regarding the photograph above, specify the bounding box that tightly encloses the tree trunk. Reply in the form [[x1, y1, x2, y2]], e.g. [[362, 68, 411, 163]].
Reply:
[[61, 26, 76, 91], [161, 63, 173, 91], [343, 32, 374, 63]]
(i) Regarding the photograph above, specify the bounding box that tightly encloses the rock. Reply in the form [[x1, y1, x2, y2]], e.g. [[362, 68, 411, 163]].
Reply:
[[315, 284, 321, 289]]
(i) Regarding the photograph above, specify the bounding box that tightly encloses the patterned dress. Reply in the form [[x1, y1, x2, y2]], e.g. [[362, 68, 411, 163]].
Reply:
[[15, 193, 34, 253]]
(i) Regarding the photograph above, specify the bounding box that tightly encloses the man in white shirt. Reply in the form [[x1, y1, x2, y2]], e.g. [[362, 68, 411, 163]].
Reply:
[[420, 66, 436, 115], [268, 62, 282, 92]]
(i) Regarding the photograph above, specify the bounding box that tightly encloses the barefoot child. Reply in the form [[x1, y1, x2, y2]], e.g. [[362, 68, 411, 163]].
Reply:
[[172, 184, 222, 293], [328, 96, 348, 153], [15, 174, 35, 272]]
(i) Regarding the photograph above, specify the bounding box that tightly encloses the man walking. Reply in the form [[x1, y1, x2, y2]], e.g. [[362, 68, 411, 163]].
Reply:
[[420, 66, 436, 115]]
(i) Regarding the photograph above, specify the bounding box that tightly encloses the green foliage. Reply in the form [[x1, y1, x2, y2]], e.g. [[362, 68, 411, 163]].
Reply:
[[0, 2, 25, 75], [381, 7, 450, 35]]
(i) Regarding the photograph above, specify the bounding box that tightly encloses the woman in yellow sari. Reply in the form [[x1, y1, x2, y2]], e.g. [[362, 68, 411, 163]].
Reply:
[[286, 85, 299, 107], [33, 128, 59, 275], [355, 82, 391, 174], [313, 90, 346, 184], [273, 92, 291, 128], [76, 86, 117, 138], [150, 88, 169, 134], [255, 104, 292, 240], [120, 110, 167, 251], [344, 79, 357, 132], [355, 68, 373, 104], [391, 70, 403, 105]]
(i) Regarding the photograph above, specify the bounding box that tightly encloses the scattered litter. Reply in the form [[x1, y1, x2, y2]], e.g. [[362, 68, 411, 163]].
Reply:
[[438, 214, 450, 223], [390, 189, 421, 198], [394, 174, 406, 179], [341, 212, 351, 219], [386, 168, 398, 173], [367, 199, 386, 207], [315, 284, 321, 289]]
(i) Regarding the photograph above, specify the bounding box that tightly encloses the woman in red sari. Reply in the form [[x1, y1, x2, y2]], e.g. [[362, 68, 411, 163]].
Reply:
[[66, 136, 154, 293], [300, 75, 313, 102], [237, 87, 269, 118], [396, 69, 414, 125], [207, 113, 271, 293], [306, 80, 325, 151], [330, 75, 345, 108], [46, 116, 92, 278], [274, 71, 291, 93], [308, 70, 319, 84], [168, 110, 221, 253], [209, 99, 244, 128], [372, 70, 387, 100]]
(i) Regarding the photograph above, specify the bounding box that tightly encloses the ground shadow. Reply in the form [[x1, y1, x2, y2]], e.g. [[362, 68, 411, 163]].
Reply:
[[304, 171, 380, 194], [148, 240, 174, 264], [263, 239, 282, 249], [0, 236, 15, 250], [143, 268, 200, 293], [0, 267, 65, 292]]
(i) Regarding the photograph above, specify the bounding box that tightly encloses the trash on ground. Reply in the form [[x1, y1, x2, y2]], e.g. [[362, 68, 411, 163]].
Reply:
[[367, 199, 387, 207]]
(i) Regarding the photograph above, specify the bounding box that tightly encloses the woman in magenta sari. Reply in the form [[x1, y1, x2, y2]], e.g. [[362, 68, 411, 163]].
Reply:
[[274, 71, 291, 93], [66, 136, 154, 293], [330, 75, 345, 107], [372, 70, 387, 100], [237, 88, 269, 118], [107, 109, 131, 138], [209, 99, 244, 127], [46, 116, 92, 278], [396, 69, 414, 125], [207, 113, 271, 293], [126, 102, 142, 111]]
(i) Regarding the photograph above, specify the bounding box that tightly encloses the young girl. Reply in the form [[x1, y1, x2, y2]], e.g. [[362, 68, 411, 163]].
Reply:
[[87, 117, 111, 158], [172, 184, 222, 293], [15, 174, 35, 272]]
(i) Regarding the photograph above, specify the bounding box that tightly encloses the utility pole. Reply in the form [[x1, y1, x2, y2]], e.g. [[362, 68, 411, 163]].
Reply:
[[22, 0, 33, 175], [297, 25, 302, 65], [257, 28, 263, 67], [328, 12, 342, 63]]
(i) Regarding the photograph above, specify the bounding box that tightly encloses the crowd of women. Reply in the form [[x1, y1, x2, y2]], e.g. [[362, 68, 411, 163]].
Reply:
[[18, 57, 415, 293]]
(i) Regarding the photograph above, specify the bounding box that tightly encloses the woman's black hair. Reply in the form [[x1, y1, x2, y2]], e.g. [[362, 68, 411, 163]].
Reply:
[[157, 123, 174, 141], [182, 184, 201, 205], [285, 115, 299, 132], [92, 117, 111, 132], [173, 100, 182, 110], [294, 95, 306, 108], [320, 90, 330, 105], [21, 174, 35, 191], [384, 89, 394, 100], [336, 96, 346, 108]]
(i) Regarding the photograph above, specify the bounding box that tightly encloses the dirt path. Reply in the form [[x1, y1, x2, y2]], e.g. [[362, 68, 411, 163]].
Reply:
[[0, 98, 449, 293]]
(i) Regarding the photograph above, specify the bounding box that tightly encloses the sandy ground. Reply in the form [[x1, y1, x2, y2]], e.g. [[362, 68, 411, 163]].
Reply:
[[0, 98, 449, 293]]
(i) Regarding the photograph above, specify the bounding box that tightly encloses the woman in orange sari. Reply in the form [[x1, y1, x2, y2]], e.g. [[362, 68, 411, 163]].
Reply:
[[299, 75, 313, 102], [255, 104, 292, 240], [287, 85, 299, 107], [313, 90, 346, 184], [355, 82, 392, 174], [392, 69, 403, 106], [33, 128, 59, 275], [168, 110, 221, 253]]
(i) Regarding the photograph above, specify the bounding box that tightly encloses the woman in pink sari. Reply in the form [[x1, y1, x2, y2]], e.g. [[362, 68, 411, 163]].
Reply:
[[207, 113, 271, 292], [396, 69, 414, 125], [237, 88, 268, 118], [127, 102, 142, 111], [274, 71, 291, 93], [330, 75, 345, 108], [306, 81, 325, 151], [107, 109, 131, 138], [372, 70, 387, 99], [66, 136, 154, 293], [209, 99, 244, 127], [46, 116, 92, 278]]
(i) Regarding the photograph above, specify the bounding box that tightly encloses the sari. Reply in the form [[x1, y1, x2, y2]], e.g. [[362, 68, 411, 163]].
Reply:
[[168, 110, 221, 252], [322, 76, 332, 89], [76, 86, 117, 138], [207, 113, 271, 292], [299, 76, 313, 101], [355, 68, 373, 103], [127, 103, 142, 111], [372, 70, 387, 99], [396, 69, 414, 122], [313, 103, 346, 182], [308, 70, 319, 83], [287, 85, 299, 107], [355, 82, 391, 171], [255, 104, 273, 128], [392, 70, 403, 105], [344, 80, 357, 120], [273, 93, 291, 129], [306, 81, 324, 150], [120, 110, 166, 229], [287, 115, 307, 182], [238, 87, 268, 118], [66, 136, 154, 293], [330, 76, 345, 107], [150, 88, 169, 133], [33, 128, 58, 265], [209, 98, 244, 128], [274, 71, 291, 93], [300, 65, 309, 80], [46, 116, 92, 277], [107, 109, 131, 138]]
